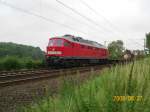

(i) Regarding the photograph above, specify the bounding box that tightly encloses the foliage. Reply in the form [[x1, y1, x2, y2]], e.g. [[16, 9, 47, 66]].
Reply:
[[146, 32, 150, 51], [108, 40, 124, 59], [0, 42, 45, 60], [2, 56, 22, 70], [0, 42, 46, 70], [19, 58, 150, 112], [0, 56, 46, 70]]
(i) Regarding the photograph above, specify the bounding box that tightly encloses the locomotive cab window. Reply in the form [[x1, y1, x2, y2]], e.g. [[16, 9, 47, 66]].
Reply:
[[48, 39, 54, 46], [48, 39, 63, 46], [55, 39, 63, 46]]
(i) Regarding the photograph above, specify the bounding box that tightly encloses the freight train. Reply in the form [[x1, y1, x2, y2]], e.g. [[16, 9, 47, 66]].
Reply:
[[46, 34, 109, 66]]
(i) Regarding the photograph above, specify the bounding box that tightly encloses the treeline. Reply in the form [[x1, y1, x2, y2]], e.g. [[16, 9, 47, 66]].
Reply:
[[0, 42, 46, 70], [0, 42, 44, 60]]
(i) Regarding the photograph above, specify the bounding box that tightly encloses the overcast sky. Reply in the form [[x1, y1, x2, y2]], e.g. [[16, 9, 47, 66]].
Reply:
[[0, 0, 150, 51]]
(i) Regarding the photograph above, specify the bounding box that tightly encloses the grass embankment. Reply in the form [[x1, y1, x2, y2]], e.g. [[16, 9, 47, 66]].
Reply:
[[19, 58, 150, 112], [0, 56, 45, 70]]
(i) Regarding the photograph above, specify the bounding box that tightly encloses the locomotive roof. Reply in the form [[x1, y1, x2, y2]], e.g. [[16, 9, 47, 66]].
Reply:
[[60, 35, 107, 49]]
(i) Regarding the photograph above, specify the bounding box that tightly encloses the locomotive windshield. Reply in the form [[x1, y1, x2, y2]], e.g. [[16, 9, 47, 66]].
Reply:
[[48, 38, 63, 47]]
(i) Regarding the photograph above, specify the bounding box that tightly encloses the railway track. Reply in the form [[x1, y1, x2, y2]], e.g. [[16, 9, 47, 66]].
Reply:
[[0, 65, 109, 87], [0, 59, 131, 87]]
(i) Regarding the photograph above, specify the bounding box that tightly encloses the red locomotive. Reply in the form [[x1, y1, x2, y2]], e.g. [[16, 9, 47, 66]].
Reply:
[[46, 34, 109, 66]]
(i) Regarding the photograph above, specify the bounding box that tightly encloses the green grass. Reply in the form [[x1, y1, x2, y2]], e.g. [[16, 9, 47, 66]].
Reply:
[[19, 58, 150, 112]]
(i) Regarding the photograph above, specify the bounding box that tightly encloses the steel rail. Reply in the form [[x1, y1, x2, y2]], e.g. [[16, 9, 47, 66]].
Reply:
[[0, 65, 106, 87]]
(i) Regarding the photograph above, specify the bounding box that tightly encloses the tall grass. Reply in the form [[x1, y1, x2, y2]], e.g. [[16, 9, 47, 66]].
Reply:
[[19, 58, 150, 112]]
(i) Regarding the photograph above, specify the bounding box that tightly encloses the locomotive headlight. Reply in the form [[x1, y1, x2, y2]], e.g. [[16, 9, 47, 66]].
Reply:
[[48, 51, 62, 55]]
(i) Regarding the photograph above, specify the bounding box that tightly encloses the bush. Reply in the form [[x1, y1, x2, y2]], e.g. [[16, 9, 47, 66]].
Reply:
[[25, 60, 34, 69], [25, 60, 45, 69], [3, 56, 21, 70], [0, 56, 45, 70], [0, 61, 3, 70]]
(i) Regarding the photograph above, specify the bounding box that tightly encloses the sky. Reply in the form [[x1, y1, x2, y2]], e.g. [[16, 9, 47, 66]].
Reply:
[[0, 0, 150, 51]]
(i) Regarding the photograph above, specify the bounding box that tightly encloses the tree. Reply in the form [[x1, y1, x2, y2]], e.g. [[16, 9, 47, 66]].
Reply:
[[108, 40, 124, 59], [146, 32, 150, 50], [0, 42, 45, 60]]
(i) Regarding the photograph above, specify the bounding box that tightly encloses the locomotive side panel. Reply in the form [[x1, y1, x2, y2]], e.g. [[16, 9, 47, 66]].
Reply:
[[63, 39, 73, 57]]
